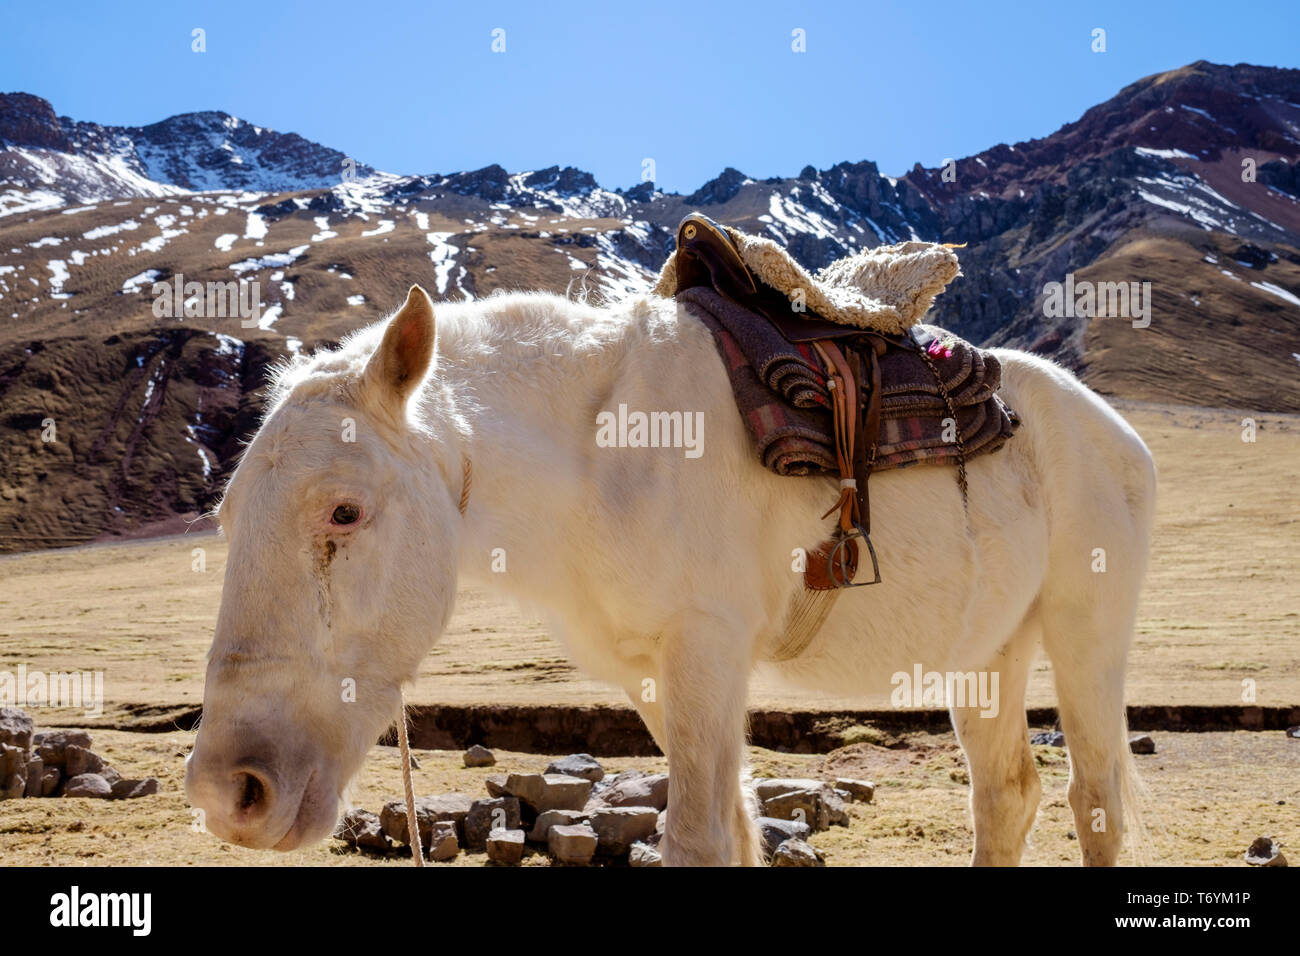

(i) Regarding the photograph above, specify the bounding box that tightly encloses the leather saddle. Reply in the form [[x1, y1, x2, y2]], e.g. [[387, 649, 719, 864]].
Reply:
[[669, 212, 920, 590], [673, 214, 871, 344]]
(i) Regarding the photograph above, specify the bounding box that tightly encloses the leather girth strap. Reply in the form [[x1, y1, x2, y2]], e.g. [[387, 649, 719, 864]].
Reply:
[[803, 337, 884, 590]]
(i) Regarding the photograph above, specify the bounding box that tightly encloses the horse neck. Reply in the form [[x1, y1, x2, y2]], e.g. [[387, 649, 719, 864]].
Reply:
[[433, 294, 644, 592]]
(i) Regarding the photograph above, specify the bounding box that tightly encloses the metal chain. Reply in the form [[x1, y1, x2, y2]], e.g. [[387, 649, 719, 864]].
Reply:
[[917, 344, 969, 507]]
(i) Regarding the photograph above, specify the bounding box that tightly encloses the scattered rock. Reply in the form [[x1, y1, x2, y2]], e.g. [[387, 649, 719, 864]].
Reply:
[[463, 744, 495, 768], [504, 773, 592, 813], [64, 744, 105, 778], [23, 757, 43, 798], [835, 778, 876, 803], [771, 839, 825, 867], [592, 770, 669, 811], [645, 810, 666, 848], [63, 773, 112, 798], [1030, 731, 1066, 747], [761, 786, 849, 832], [1128, 734, 1156, 755], [546, 753, 604, 782], [110, 778, 160, 800], [334, 808, 391, 851], [589, 806, 658, 856], [0, 742, 21, 780], [1, 759, 24, 800], [485, 828, 525, 864], [757, 816, 812, 857], [822, 790, 851, 827], [0, 707, 34, 751], [528, 809, 589, 842], [754, 778, 824, 802], [381, 793, 474, 846], [34, 730, 92, 768], [548, 823, 598, 866], [629, 842, 662, 867], [0, 743, 23, 798], [484, 774, 509, 797], [41, 766, 60, 797], [427, 821, 460, 862], [465, 797, 522, 850], [1245, 837, 1287, 867], [1285, 725, 1299, 740]]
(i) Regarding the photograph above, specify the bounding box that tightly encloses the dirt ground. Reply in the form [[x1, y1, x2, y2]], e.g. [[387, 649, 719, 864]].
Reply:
[[0, 728, 1293, 866], [0, 401, 1296, 866]]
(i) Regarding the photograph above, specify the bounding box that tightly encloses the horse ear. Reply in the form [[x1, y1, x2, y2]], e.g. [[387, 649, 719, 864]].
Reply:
[[364, 285, 436, 411]]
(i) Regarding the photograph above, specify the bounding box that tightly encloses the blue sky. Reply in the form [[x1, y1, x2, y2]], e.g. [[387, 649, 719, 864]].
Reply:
[[2, 0, 1295, 192]]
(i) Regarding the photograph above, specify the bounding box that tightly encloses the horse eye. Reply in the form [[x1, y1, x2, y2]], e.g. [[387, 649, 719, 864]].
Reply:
[[331, 504, 361, 526]]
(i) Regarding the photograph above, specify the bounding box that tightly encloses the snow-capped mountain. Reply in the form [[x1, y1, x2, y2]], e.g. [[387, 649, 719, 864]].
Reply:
[[0, 92, 374, 210], [1, 61, 1298, 551]]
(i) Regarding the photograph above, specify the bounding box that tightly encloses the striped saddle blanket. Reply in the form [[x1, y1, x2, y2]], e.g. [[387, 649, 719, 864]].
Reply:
[[679, 286, 1019, 479]]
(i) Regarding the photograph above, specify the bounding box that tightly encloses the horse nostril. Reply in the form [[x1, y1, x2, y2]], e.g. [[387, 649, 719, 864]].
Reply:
[[231, 767, 273, 818], [237, 772, 262, 810]]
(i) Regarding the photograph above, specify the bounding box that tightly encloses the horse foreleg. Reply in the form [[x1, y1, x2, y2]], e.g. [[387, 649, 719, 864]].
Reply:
[[655, 612, 757, 866], [620, 649, 762, 867]]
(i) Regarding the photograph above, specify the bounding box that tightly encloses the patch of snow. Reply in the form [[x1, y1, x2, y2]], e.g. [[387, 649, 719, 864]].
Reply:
[[229, 245, 310, 274], [244, 211, 268, 241], [426, 232, 460, 295], [133, 216, 188, 255], [214, 333, 245, 358], [1135, 146, 1197, 160], [0, 188, 64, 218], [765, 191, 839, 242], [84, 219, 139, 240], [256, 304, 283, 331], [47, 260, 72, 298], [122, 269, 161, 293], [1251, 280, 1300, 308]]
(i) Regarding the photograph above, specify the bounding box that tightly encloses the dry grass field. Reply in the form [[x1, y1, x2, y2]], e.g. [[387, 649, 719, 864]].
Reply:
[[0, 400, 1296, 866]]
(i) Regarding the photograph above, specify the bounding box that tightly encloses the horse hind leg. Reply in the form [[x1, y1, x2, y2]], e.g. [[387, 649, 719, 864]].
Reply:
[[952, 609, 1043, 866], [1039, 564, 1143, 866]]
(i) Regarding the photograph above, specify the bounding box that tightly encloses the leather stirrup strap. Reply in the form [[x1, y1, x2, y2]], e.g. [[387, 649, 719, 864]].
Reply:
[[854, 337, 885, 535], [812, 341, 861, 535]]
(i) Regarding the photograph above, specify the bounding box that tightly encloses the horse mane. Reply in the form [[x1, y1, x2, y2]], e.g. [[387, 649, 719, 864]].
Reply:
[[263, 288, 662, 416]]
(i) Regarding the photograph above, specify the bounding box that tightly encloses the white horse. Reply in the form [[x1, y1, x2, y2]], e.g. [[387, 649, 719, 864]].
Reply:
[[186, 283, 1156, 866]]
